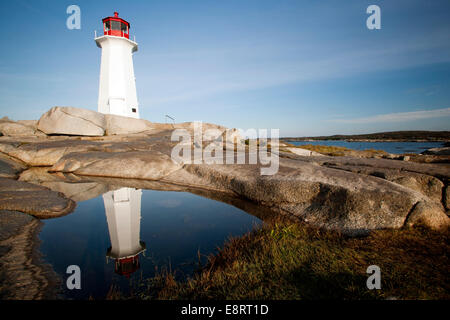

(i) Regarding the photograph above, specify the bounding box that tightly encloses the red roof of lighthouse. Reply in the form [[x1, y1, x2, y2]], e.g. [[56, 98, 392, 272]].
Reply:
[[102, 12, 131, 39], [114, 256, 140, 278]]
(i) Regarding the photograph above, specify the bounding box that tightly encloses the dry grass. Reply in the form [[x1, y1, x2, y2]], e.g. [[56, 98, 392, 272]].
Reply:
[[296, 144, 350, 156], [293, 144, 388, 157], [133, 220, 449, 300]]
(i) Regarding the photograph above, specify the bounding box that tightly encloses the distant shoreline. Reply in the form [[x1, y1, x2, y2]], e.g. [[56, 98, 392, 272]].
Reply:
[[281, 130, 450, 143], [282, 138, 448, 143]]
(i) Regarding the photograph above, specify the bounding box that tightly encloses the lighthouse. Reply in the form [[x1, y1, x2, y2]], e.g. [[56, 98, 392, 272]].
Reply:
[[103, 188, 146, 277], [95, 12, 140, 119]]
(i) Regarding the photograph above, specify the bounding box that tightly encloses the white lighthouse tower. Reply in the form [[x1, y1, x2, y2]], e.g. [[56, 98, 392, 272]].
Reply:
[[103, 188, 146, 277], [95, 12, 140, 119]]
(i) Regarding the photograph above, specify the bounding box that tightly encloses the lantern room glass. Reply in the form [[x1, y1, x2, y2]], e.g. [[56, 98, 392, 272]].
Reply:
[[103, 20, 128, 35]]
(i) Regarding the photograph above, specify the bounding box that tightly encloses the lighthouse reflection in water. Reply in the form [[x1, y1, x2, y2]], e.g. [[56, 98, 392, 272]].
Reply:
[[39, 187, 263, 299], [103, 188, 146, 278]]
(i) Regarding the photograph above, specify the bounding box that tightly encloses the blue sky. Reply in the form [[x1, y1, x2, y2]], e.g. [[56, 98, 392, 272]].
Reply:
[[0, 0, 449, 136]]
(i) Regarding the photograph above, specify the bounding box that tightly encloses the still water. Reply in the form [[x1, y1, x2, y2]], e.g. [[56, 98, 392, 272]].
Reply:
[[286, 140, 445, 154], [39, 188, 262, 299]]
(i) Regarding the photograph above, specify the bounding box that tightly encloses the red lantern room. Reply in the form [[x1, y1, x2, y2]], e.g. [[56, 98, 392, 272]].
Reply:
[[102, 12, 130, 39], [114, 256, 141, 278]]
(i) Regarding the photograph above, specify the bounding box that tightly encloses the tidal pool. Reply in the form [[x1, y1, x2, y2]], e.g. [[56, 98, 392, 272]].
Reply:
[[38, 188, 263, 299]]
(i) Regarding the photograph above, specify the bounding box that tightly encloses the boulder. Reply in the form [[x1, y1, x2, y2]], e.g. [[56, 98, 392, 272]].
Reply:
[[17, 120, 38, 128], [37, 107, 106, 136], [179, 162, 431, 235], [0, 121, 36, 137], [318, 163, 445, 203], [445, 186, 450, 211], [104, 114, 153, 135], [389, 174, 443, 203], [0, 116, 11, 122], [404, 201, 450, 230]]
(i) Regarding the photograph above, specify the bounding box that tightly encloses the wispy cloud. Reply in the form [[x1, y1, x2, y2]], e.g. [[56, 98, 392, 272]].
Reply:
[[142, 29, 450, 105], [328, 108, 450, 124]]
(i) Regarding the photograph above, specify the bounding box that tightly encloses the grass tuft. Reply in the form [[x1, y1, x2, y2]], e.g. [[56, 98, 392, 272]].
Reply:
[[135, 219, 449, 300]]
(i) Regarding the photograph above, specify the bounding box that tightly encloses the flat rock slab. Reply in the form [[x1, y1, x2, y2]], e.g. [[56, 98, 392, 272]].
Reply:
[[19, 167, 109, 202], [0, 122, 37, 137], [317, 156, 450, 180], [0, 153, 27, 179], [0, 210, 36, 241], [0, 134, 175, 166], [0, 178, 76, 219], [1, 129, 449, 234], [0, 138, 103, 166], [105, 114, 153, 135], [422, 147, 450, 156], [177, 162, 422, 234], [317, 161, 445, 202], [286, 147, 323, 157], [51, 150, 182, 180], [0, 210, 58, 299]]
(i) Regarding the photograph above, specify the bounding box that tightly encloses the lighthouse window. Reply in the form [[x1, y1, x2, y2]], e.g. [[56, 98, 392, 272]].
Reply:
[[111, 20, 121, 30], [132, 108, 137, 113], [121, 22, 128, 33], [104, 21, 110, 31]]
